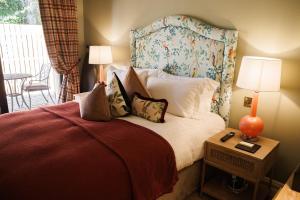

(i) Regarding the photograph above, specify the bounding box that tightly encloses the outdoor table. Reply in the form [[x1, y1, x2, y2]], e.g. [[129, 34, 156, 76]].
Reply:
[[4, 73, 32, 111]]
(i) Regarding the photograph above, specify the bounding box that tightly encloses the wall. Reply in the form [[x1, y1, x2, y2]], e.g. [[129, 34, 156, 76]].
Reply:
[[83, 0, 300, 182], [77, 0, 86, 71]]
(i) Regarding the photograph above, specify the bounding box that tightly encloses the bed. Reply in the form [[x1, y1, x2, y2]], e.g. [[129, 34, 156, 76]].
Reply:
[[0, 15, 238, 200], [123, 112, 225, 200], [130, 15, 238, 199]]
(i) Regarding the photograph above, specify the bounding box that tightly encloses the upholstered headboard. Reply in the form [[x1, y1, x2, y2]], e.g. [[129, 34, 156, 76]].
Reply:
[[130, 15, 238, 125]]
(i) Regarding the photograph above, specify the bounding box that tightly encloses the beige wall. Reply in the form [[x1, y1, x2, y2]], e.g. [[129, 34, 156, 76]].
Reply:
[[83, 0, 300, 181], [77, 0, 86, 71]]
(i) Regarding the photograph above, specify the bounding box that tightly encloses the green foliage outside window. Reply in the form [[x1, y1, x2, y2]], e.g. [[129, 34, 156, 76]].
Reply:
[[0, 0, 41, 24]]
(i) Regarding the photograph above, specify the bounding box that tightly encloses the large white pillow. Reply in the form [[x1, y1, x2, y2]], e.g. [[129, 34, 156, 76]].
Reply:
[[106, 66, 158, 86], [157, 70, 219, 118], [147, 77, 201, 118]]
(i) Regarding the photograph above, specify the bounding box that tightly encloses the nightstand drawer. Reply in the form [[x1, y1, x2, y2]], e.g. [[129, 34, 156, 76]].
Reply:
[[205, 142, 259, 181]]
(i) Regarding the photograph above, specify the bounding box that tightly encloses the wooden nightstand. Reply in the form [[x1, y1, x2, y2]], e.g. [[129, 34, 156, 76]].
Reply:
[[201, 128, 279, 200]]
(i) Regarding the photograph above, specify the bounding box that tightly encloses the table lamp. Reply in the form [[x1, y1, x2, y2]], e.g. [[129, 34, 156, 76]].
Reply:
[[236, 56, 281, 141], [89, 46, 113, 82]]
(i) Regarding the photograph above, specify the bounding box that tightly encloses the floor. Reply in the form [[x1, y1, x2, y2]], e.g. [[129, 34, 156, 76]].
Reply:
[[6, 91, 56, 112], [185, 185, 278, 200], [186, 192, 213, 200]]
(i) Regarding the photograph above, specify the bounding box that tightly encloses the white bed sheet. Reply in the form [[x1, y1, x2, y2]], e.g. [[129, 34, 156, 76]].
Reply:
[[121, 112, 225, 171]]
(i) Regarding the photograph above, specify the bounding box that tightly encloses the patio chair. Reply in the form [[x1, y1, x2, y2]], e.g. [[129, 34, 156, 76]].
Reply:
[[21, 63, 55, 109]]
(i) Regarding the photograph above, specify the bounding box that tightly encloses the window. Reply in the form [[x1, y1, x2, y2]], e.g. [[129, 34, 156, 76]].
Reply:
[[0, 0, 58, 112]]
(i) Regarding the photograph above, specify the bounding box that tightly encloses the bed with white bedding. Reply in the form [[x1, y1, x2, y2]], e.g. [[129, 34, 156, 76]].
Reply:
[[130, 15, 238, 125], [124, 112, 225, 170], [75, 88, 226, 198], [0, 15, 238, 200], [73, 15, 239, 199], [75, 92, 225, 171], [128, 15, 238, 199], [73, 92, 225, 199], [126, 112, 225, 200]]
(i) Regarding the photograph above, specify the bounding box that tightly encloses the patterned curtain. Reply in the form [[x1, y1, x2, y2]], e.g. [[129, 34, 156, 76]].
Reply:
[[38, 0, 80, 102]]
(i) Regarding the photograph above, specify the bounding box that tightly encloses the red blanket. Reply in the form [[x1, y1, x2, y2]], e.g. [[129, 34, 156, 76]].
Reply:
[[0, 102, 177, 200]]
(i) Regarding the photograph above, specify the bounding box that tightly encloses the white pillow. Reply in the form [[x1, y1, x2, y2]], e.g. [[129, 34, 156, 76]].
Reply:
[[106, 66, 157, 86], [157, 70, 219, 117], [139, 68, 159, 78], [147, 77, 200, 118]]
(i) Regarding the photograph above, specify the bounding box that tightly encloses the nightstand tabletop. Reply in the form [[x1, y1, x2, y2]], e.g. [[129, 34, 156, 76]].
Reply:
[[206, 128, 280, 160]]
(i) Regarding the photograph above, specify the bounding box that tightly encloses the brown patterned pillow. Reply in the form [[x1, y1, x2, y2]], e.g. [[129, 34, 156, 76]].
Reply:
[[131, 93, 168, 123], [123, 67, 151, 100], [79, 82, 111, 121]]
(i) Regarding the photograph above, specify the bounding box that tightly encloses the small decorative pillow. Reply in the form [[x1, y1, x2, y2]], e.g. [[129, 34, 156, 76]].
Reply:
[[107, 73, 131, 117], [79, 82, 111, 121], [123, 67, 151, 100], [131, 93, 168, 123]]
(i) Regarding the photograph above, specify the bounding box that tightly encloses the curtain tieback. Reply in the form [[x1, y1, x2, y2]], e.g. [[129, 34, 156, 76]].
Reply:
[[64, 59, 81, 76]]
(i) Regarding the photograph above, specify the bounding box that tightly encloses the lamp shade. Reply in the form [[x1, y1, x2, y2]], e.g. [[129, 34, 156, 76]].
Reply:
[[89, 46, 113, 64], [236, 56, 282, 92]]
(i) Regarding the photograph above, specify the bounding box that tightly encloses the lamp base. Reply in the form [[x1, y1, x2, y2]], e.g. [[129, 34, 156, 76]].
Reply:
[[240, 133, 259, 142], [239, 115, 264, 142]]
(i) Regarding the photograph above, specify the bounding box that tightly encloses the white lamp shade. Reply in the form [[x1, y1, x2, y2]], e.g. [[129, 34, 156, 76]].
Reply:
[[89, 46, 113, 64], [236, 56, 282, 92]]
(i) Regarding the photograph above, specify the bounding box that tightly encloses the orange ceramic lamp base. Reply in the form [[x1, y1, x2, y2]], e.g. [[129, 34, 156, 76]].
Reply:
[[239, 92, 264, 142]]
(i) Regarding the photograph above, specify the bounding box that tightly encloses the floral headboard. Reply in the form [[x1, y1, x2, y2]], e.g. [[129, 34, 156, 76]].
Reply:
[[130, 15, 238, 125]]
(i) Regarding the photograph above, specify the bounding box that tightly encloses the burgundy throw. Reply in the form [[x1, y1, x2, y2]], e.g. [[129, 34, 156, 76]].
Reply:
[[0, 102, 178, 200]]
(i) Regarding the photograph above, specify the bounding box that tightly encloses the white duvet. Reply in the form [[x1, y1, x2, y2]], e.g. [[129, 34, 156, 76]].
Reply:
[[121, 112, 225, 171]]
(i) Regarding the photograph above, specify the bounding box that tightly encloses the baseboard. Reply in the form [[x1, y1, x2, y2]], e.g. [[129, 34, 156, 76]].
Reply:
[[262, 176, 283, 194]]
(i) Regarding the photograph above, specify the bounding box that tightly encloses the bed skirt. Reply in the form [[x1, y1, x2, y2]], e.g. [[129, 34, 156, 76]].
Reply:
[[158, 160, 202, 200]]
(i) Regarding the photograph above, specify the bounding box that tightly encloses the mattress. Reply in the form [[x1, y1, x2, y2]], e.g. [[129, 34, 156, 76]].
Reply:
[[121, 112, 225, 170]]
